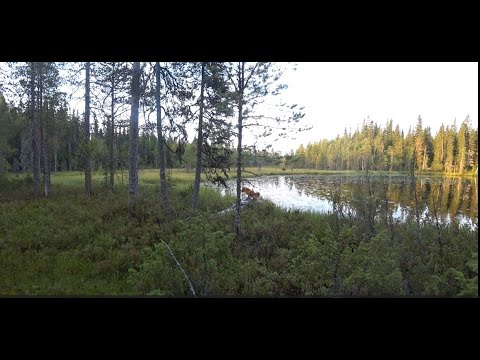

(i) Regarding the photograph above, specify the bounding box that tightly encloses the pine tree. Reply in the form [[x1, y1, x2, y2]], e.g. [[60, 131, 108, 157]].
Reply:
[[129, 62, 141, 202], [92, 62, 130, 192], [36, 62, 62, 196], [468, 127, 477, 173], [84, 62, 92, 196], [457, 116, 470, 174], [192, 62, 206, 210], [30, 63, 41, 196], [415, 115, 425, 171], [404, 126, 415, 174], [0, 94, 13, 173], [444, 121, 457, 173], [223, 62, 307, 238], [423, 126, 434, 170], [431, 123, 446, 171], [155, 62, 171, 212]]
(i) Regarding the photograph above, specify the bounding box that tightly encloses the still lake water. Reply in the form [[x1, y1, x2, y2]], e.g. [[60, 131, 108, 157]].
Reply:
[[210, 174, 478, 228]]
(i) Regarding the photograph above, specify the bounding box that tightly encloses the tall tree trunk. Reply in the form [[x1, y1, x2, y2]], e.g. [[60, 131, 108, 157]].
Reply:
[[42, 120, 50, 196], [68, 141, 72, 171], [84, 62, 92, 196], [39, 70, 44, 189], [192, 62, 206, 210], [44, 120, 51, 196], [129, 62, 140, 202], [39, 64, 50, 197], [54, 148, 57, 173], [235, 62, 245, 238], [30, 62, 41, 197], [155, 62, 171, 212], [109, 76, 115, 192]]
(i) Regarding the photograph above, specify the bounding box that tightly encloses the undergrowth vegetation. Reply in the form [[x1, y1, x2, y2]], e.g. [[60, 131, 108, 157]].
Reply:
[[0, 171, 477, 296]]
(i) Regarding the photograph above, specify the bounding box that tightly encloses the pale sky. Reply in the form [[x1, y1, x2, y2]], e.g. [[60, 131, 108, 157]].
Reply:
[[264, 62, 478, 155]]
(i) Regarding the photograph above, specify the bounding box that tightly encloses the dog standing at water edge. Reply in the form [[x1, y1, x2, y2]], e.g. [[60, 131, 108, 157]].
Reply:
[[241, 186, 260, 200]]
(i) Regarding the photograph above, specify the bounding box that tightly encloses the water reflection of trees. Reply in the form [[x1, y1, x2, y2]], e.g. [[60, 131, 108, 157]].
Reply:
[[285, 175, 477, 227], [216, 175, 477, 227]]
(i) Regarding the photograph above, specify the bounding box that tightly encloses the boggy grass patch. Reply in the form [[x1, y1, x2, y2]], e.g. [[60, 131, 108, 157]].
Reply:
[[0, 173, 477, 296]]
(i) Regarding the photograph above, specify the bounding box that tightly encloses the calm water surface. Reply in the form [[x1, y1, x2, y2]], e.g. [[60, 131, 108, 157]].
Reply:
[[209, 174, 478, 228]]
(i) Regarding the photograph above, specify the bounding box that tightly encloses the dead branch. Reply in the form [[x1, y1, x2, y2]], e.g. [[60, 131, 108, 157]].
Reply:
[[241, 169, 260, 177], [213, 198, 262, 216], [161, 240, 197, 297]]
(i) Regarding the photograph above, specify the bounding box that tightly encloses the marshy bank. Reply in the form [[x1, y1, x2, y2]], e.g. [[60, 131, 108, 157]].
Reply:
[[0, 170, 477, 296]]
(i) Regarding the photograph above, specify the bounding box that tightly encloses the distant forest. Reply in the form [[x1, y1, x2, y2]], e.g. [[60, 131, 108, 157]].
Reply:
[[294, 116, 477, 174], [0, 95, 477, 175], [0, 92, 281, 173]]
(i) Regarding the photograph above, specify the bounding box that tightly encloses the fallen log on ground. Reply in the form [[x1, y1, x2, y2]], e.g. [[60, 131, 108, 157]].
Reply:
[[214, 198, 264, 216]]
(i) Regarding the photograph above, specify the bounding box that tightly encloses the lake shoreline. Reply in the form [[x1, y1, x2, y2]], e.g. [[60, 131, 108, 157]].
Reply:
[[235, 169, 479, 179], [138, 167, 477, 179], [208, 172, 478, 229], [3, 168, 478, 183]]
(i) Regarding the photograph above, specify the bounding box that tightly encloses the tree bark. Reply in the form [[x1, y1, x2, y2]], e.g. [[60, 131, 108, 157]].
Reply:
[[235, 62, 245, 238], [192, 62, 206, 210], [68, 141, 72, 171], [109, 73, 115, 192], [155, 62, 171, 212], [85, 62, 92, 196], [42, 120, 50, 197], [30, 62, 41, 197], [129, 62, 140, 201], [39, 64, 50, 197]]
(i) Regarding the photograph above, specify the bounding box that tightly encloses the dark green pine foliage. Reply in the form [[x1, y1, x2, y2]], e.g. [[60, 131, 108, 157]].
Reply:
[[294, 117, 476, 175]]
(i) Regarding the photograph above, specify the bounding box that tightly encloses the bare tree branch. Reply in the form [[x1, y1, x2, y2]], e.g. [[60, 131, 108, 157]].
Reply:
[[161, 240, 197, 297], [243, 63, 260, 90]]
